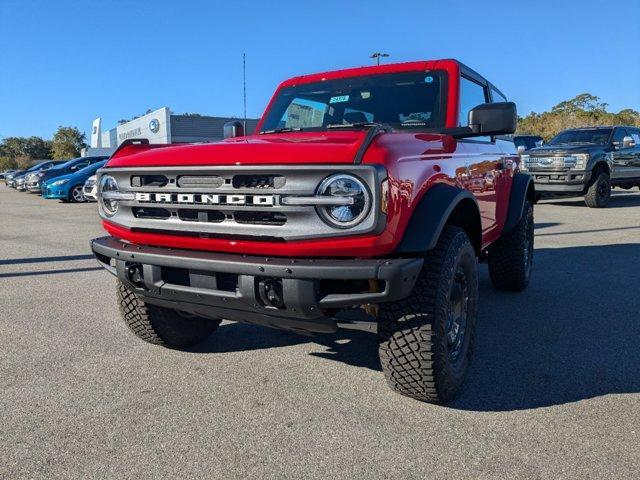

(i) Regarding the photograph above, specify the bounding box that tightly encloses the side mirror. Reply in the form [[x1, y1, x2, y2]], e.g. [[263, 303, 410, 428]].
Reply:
[[517, 145, 526, 155], [468, 102, 517, 136], [622, 136, 635, 149], [224, 121, 245, 139]]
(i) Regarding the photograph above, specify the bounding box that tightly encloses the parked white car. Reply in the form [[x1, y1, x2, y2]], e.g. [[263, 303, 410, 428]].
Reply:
[[83, 175, 98, 201]]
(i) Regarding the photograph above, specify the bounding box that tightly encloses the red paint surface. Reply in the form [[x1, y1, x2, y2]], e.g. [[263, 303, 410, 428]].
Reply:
[[103, 59, 515, 258]]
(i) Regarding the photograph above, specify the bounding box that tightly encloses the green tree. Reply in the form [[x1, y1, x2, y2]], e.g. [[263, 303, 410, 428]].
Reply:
[[517, 93, 640, 141], [51, 126, 86, 160], [24, 137, 52, 159], [0, 156, 18, 171], [0, 136, 51, 160]]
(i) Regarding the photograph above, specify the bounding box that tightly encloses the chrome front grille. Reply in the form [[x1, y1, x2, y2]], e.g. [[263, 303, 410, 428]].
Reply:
[[525, 156, 575, 170], [97, 165, 385, 241]]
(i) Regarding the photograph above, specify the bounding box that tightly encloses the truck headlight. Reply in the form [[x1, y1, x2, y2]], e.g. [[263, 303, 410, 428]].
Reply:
[[569, 154, 589, 169], [315, 174, 371, 228], [519, 155, 529, 171], [99, 175, 121, 216], [51, 179, 69, 186]]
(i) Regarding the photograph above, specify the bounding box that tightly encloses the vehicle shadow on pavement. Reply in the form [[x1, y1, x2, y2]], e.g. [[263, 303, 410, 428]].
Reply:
[[452, 243, 640, 411], [192, 243, 640, 411], [191, 318, 382, 371], [534, 222, 562, 230], [0, 254, 94, 266], [544, 192, 640, 208]]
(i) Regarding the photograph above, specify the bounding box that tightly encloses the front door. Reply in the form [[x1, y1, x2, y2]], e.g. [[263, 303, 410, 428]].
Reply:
[[610, 127, 635, 181]]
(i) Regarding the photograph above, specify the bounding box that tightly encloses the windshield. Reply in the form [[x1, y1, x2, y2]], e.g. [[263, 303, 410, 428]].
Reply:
[[27, 162, 50, 172], [51, 157, 82, 170], [260, 71, 447, 133], [76, 160, 106, 175], [548, 128, 612, 145]]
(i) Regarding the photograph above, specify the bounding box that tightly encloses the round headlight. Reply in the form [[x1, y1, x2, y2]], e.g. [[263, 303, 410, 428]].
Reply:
[[316, 174, 371, 228], [99, 175, 119, 216]]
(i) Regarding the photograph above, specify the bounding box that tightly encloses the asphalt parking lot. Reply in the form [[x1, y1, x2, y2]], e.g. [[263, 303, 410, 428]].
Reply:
[[1, 186, 639, 479]]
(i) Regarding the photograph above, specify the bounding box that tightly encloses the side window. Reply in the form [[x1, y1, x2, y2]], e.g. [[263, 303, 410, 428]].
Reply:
[[491, 87, 507, 103], [630, 129, 640, 145], [459, 76, 488, 126]]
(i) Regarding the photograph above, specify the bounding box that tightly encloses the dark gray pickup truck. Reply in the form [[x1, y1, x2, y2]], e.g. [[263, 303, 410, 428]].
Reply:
[[521, 126, 640, 207]]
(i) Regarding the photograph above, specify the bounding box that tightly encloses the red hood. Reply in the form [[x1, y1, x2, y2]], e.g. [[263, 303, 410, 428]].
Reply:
[[106, 131, 369, 168]]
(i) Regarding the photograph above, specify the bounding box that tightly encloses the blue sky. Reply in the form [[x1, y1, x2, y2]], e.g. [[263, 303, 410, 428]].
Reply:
[[1, 0, 639, 139]]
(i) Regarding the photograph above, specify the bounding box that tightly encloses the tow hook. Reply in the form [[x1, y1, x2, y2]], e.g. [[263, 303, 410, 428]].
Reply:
[[258, 278, 285, 309]]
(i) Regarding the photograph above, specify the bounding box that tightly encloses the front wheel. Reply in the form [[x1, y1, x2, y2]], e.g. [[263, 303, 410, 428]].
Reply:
[[69, 184, 86, 203], [584, 171, 611, 208], [117, 281, 221, 349], [378, 226, 478, 404]]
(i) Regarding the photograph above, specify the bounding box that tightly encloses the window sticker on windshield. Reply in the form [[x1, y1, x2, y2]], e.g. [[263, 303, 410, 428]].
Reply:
[[330, 95, 349, 104], [424, 76, 434, 83]]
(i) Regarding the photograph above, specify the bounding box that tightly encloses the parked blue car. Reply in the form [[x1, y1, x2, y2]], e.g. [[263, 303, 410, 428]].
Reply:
[[27, 155, 107, 193], [42, 160, 107, 202]]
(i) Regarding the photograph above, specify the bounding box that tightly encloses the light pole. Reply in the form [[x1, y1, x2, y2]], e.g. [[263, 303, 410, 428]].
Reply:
[[370, 52, 389, 66]]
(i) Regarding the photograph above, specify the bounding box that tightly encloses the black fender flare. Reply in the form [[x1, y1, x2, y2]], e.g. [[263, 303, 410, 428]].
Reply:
[[503, 173, 534, 233], [394, 183, 482, 254]]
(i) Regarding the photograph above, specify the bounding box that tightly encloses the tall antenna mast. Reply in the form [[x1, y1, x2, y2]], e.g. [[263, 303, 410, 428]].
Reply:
[[243, 53, 247, 132]]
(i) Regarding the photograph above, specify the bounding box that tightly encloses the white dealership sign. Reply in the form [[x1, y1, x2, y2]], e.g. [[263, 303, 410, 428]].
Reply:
[[115, 107, 172, 146], [90, 118, 102, 148]]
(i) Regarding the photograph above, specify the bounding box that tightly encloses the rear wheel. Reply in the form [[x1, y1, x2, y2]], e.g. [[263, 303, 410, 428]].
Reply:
[[378, 226, 478, 404], [69, 184, 86, 203], [487, 200, 534, 292], [584, 170, 611, 208], [117, 281, 220, 349]]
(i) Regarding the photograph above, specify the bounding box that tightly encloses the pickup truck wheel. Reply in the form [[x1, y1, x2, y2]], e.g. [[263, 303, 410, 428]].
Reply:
[[487, 201, 533, 292], [117, 281, 221, 349], [378, 226, 478, 404], [584, 171, 611, 208]]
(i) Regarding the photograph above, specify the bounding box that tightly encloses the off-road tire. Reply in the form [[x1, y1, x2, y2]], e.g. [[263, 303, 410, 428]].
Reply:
[[378, 226, 478, 404], [584, 170, 611, 208], [117, 281, 221, 348], [487, 200, 534, 292]]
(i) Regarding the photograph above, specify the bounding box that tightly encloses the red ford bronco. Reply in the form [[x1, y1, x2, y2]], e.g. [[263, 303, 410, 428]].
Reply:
[[92, 59, 535, 403]]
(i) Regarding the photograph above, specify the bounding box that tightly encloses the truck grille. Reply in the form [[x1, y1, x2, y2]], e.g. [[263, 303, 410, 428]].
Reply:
[[97, 165, 384, 242], [525, 156, 576, 170]]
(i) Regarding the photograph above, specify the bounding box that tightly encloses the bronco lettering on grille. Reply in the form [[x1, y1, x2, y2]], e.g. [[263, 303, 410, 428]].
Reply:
[[134, 192, 275, 206]]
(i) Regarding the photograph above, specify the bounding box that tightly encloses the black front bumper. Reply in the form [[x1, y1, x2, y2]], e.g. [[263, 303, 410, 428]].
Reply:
[[91, 236, 422, 333], [529, 170, 590, 193]]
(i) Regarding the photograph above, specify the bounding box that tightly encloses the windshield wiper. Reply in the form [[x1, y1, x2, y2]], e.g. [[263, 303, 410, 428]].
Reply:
[[259, 127, 303, 134], [326, 122, 383, 130]]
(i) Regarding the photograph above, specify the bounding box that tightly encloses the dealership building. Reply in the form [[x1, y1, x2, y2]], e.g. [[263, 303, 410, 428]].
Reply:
[[84, 107, 258, 156]]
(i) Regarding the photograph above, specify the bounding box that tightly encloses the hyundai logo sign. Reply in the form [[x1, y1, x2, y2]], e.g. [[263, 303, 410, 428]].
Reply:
[[149, 119, 160, 133]]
